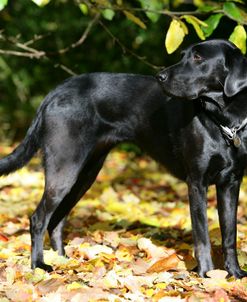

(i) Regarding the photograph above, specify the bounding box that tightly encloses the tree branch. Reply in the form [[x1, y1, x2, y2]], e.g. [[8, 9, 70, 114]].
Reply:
[[55, 12, 100, 55], [80, 1, 247, 25], [0, 49, 45, 58], [81, 0, 210, 18], [0, 14, 100, 75], [99, 21, 162, 70]]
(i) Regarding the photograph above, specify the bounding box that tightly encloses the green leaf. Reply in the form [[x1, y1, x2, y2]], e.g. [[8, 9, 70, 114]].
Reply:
[[202, 14, 224, 38], [102, 9, 115, 21], [138, 0, 163, 23], [193, 0, 221, 11], [223, 2, 244, 23], [165, 19, 188, 54], [229, 24, 246, 54], [79, 4, 88, 15], [0, 0, 8, 10], [183, 15, 206, 40], [197, 4, 221, 13], [123, 10, 146, 29], [31, 0, 51, 7]]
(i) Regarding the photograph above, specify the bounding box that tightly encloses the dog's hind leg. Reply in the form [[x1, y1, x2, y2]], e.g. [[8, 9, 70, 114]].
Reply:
[[30, 138, 110, 271], [47, 151, 109, 256], [187, 179, 213, 277], [48, 216, 67, 256]]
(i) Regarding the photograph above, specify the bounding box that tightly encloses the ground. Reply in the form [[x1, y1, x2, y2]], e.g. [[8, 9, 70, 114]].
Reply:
[[0, 145, 247, 301]]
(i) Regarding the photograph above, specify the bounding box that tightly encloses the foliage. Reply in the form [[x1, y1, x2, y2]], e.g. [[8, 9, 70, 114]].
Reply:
[[0, 0, 247, 139], [1, 147, 247, 300], [26, 0, 247, 53]]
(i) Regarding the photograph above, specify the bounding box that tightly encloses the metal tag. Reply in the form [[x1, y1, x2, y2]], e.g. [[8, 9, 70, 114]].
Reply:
[[233, 135, 241, 148]]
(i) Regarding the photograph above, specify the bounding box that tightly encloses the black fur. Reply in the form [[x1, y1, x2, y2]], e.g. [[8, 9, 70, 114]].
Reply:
[[157, 39, 247, 278], [1, 47, 247, 278]]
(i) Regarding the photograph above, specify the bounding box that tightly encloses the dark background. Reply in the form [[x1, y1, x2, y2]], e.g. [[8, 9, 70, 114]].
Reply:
[[0, 0, 241, 140]]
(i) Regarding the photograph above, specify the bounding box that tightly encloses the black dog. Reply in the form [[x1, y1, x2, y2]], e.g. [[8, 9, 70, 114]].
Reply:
[[1, 46, 246, 277], [157, 39, 247, 278]]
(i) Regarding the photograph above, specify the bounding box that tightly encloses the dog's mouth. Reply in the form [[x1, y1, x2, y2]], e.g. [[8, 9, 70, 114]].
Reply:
[[159, 83, 198, 100], [156, 74, 199, 100]]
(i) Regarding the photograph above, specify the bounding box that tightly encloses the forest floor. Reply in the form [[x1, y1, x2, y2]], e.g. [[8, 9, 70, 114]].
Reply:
[[1, 145, 247, 301]]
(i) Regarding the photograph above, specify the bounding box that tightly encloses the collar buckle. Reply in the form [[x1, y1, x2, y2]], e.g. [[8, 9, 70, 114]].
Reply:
[[220, 125, 242, 148]]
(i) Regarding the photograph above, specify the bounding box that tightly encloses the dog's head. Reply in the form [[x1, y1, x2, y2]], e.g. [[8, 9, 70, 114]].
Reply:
[[157, 39, 247, 101]]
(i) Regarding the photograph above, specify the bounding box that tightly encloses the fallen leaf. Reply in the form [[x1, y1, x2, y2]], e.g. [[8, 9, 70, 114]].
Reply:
[[0, 233, 8, 242], [137, 237, 172, 259], [206, 269, 228, 279], [147, 253, 180, 273], [36, 277, 65, 295]]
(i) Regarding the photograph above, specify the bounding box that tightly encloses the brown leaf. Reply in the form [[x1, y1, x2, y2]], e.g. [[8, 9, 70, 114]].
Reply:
[[212, 289, 230, 301], [6, 282, 38, 302], [36, 277, 65, 295], [0, 233, 8, 242], [230, 283, 247, 301], [147, 253, 180, 273], [130, 258, 150, 275]]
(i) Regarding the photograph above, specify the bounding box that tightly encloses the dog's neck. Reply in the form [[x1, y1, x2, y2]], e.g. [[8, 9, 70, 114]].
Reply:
[[201, 91, 247, 128]]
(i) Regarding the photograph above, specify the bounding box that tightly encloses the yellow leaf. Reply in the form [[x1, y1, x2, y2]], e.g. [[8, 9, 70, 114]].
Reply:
[[183, 15, 206, 40], [194, 0, 204, 6], [115, 246, 134, 262], [229, 24, 247, 54], [66, 282, 83, 291], [24, 268, 46, 283], [178, 19, 189, 35], [123, 10, 147, 29], [31, 0, 50, 6], [183, 15, 208, 27], [156, 282, 167, 289], [165, 19, 187, 54], [145, 288, 154, 297]]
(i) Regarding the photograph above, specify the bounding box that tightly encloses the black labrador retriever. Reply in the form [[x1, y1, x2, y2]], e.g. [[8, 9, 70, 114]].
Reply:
[[157, 39, 247, 278], [1, 40, 246, 277]]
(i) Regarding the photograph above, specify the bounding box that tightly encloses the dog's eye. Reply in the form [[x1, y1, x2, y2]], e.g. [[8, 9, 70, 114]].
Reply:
[[193, 53, 202, 62]]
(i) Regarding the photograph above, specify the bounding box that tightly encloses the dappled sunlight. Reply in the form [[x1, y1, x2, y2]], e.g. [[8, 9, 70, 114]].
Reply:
[[0, 146, 247, 301]]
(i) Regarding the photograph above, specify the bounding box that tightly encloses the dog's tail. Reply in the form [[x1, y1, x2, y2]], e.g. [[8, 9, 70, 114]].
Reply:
[[0, 105, 44, 176]]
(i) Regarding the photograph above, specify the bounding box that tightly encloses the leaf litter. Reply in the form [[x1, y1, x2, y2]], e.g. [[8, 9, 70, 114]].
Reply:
[[0, 145, 247, 301]]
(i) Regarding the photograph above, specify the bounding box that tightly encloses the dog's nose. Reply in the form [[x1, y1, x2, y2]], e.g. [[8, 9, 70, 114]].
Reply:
[[157, 72, 168, 83]]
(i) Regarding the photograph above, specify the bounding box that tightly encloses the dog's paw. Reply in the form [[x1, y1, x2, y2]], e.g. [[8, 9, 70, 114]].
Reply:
[[230, 269, 247, 279], [32, 261, 53, 272], [196, 263, 214, 278]]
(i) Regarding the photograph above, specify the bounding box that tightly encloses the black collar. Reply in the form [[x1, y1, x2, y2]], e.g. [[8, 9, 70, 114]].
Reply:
[[200, 100, 247, 148]]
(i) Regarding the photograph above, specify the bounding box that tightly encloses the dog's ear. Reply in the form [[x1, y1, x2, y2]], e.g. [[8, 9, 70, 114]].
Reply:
[[224, 51, 247, 98]]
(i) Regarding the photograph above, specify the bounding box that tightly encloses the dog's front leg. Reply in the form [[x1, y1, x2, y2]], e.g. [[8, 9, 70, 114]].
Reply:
[[216, 179, 247, 278], [187, 179, 213, 277]]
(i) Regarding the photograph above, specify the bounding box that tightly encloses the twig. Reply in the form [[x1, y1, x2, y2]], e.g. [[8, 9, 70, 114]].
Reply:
[[0, 49, 45, 58], [57, 12, 100, 54], [99, 21, 161, 70], [81, 0, 208, 17], [81, 1, 247, 25], [24, 34, 50, 46], [54, 63, 77, 76], [0, 14, 99, 75]]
